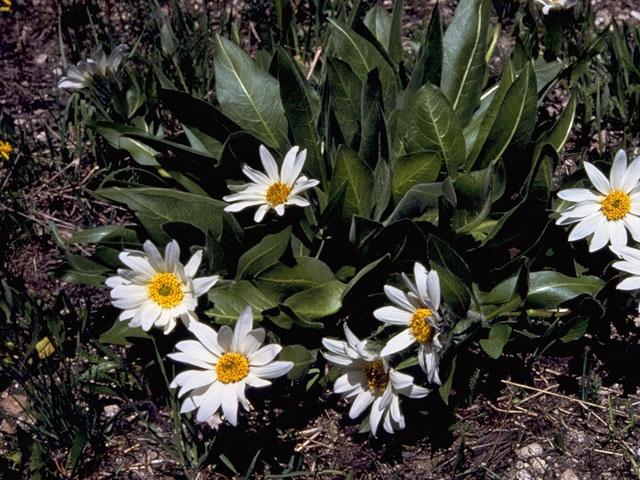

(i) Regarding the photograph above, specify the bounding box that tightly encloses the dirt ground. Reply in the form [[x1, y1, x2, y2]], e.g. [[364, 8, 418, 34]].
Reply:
[[3, 0, 640, 479]]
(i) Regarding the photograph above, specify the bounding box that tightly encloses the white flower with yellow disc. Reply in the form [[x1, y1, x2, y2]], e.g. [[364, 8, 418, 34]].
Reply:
[[58, 44, 128, 90], [535, 0, 577, 15], [223, 145, 319, 223], [322, 324, 429, 436], [556, 150, 640, 252], [374, 263, 443, 385], [106, 240, 219, 334], [168, 307, 293, 426]]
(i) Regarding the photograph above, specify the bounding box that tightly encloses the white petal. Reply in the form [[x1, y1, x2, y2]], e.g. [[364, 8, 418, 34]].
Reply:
[[141, 302, 163, 331], [426, 270, 441, 311], [322, 351, 356, 367], [612, 260, 640, 275], [246, 374, 272, 388], [175, 340, 219, 364], [608, 220, 628, 248], [254, 204, 270, 223], [171, 370, 215, 396], [369, 396, 385, 437], [557, 188, 600, 202], [290, 177, 319, 196], [285, 196, 310, 207], [349, 390, 375, 419], [610, 150, 628, 190], [250, 361, 293, 379], [119, 252, 156, 278], [334, 370, 366, 395], [193, 275, 219, 297], [221, 383, 241, 426], [563, 202, 602, 218], [623, 215, 640, 242], [617, 276, 640, 290], [242, 329, 266, 356], [623, 152, 640, 192], [164, 240, 180, 272], [168, 352, 214, 370], [224, 199, 267, 213], [280, 146, 301, 186], [243, 164, 272, 186], [143, 240, 166, 272], [184, 250, 203, 278], [232, 307, 253, 351], [189, 321, 224, 356], [196, 382, 224, 422], [248, 344, 281, 366], [568, 212, 605, 241], [259, 145, 280, 181], [418, 344, 441, 385], [584, 162, 611, 195], [373, 306, 412, 325], [217, 325, 233, 352], [380, 329, 415, 357], [383, 285, 414, 312], [588, 223, 611, 252]]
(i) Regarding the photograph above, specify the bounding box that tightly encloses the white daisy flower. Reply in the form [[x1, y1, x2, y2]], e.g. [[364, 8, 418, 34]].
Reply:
[[58, 44, 128, 90], [610, 245, 640, 309], [535, 0, 577, 15], [168, 306, 293, 426], [373, 263, 443, 385], [556, 150, 640, 252], [223, 145, 319, 223], [105, 240, 219, 334], [322, 324, 429, 436]]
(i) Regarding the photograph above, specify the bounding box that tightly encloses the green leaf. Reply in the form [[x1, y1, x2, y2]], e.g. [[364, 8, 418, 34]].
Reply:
[[283, 281, 346, 322], [68, 225, 137, 244], [279, 345, 318, 380], [431, 265, 471, 317], [392, 152, 441, 202], [452, 163, 494, 233], [94, 187, 226, 244], [479, 323, 511, 359], [385, 179, 456, 225], [326, 57, 362, 145], [328, 19, 398, 109], [440, 0, 490, 126], [255, 256, 336, 301], [341, 255, 390, 302], [560, 317, 589, 343], [477, 63, 537, 168], [388, 0, 404, 64], [484, 272, 605, 309], [214, 35, 288, 148], [276, 46, 324, 183], [235, 227, 291, 280], [206, 280, 276, 324], [328, 145, 374, 221], [95, 125, 160, 166], [406, 84, 466, 177], [364, 6, 392, 56], [359, 69, 387, 167], [439, 355, 456, 404], [547, 92, 577, 152], [99, 321, 151, 346], [427, 235, 471, 285]]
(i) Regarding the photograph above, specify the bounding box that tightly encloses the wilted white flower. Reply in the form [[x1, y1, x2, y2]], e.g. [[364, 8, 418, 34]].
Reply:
[[374, 263, 443, 385], [535, 0, 577, 15], [58, 44, 128, 90], [223, 145, 319, 223], [168, 307, 293, 426], [611, 245, 640, 309], [322, 324, 429, 436], [556, 150, 640, 252], [105, 240, 218, 334]]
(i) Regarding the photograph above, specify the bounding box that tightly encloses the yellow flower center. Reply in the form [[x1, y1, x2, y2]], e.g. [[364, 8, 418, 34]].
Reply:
[[410, 308, 435, 343], [265, 182, 292, 206], [148, 273, 184, 308], [216, 352, 250, 383], [363, 359, 389, 392], [601, 190, 631, 221], [0, 140, 12, 161]]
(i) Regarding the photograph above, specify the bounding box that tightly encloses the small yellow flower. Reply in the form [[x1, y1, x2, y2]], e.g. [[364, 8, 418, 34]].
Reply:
[[0, 0, 12, 13], [0, 140, 12, 161], [35, 337, 57, 359]]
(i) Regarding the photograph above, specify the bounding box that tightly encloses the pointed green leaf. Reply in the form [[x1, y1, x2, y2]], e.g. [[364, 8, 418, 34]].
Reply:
[[406, 84, 466, 177], [479, 324, 511, 359], [214, 35, 288, 148], [328, 146, 374, 221], [283, 281, 346, 321], [206, 281, 277, 324], [279, 345, 318, 380], [255, 256, 337, 301], [326, 57, 362, 145], [364, 6, 392, 55], [236, 227, 291, 280], [441, 0, 490, 126], [392, 152, 441, 202]]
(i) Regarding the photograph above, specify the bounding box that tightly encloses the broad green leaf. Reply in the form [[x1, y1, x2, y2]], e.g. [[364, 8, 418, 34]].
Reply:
[[183, 125, 223, 159], [125, 131, 218, 163], [95, 187, 225, 244], [328, 19, 398, 109], [452, 164, 494, 233], [328, 146, 374, 221], [483, 271, 604, 309], [372, 157, 393, 221], [388, 0, 404, 64], [99, 321, 151, 346], [464, 61, 515, 169], [255, 256, 336, 300], [479, 323, 511, 359], [431, 264, 470, 317], [95, 125, 160, 166], [326, 57, 362, 145], [283, 281, 345, 321], [385, 179, 456, 225], [68, 225, 137, 244], [406, 84, 466, 177], [214, 35, 288, 148], [441, 0, 490, 126], [206, 280, 276, 324], [279, 345, 318, 380], [427, 234, 472, 285], [560, 317, 589, 343], [359, 69, 386, 167], [235, 227, 291, 280], [392, 152, 441, 202], [533, 57, 563, 97], [547, 92, 577, 152], [476, 63, 537, 168], [364, 6, 392, 55], [276, 46, 324, 183]]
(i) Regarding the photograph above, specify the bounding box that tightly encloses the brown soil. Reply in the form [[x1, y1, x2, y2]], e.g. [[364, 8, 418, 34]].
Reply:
[[2, 1, 640, 479]]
